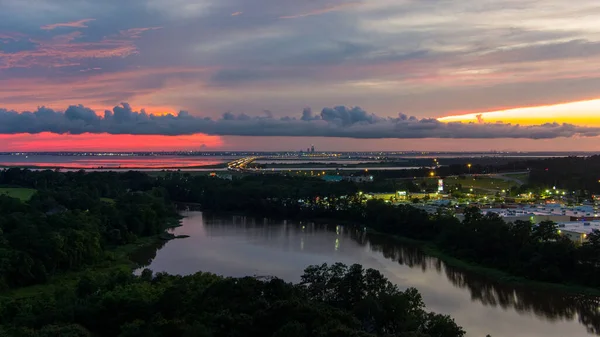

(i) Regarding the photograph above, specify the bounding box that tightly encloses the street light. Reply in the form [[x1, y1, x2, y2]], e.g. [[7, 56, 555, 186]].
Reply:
[[467, 163, 472, 174]]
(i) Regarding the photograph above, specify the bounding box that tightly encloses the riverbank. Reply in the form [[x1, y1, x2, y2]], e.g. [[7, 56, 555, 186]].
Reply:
[[363, 231, 600, 297], [1, 218, 183, 300], [280, 215, 600, 296]]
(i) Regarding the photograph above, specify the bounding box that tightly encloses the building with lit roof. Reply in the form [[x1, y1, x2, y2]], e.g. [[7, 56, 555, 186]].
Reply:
[[557, 221, 600, 245]]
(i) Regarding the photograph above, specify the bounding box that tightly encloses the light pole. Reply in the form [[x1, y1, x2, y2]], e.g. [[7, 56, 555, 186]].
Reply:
[[467, 163, 472, 175]]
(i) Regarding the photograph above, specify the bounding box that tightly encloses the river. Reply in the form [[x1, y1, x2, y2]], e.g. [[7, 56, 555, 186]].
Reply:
[[134, 212, 600, 337]]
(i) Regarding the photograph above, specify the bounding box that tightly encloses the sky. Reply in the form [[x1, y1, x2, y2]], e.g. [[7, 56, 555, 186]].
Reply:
[[1, 0, 600, 152]]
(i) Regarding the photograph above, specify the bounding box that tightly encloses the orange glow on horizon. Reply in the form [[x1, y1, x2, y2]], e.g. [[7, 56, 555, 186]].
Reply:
[[438, 99, 600, 126], [0, 133, 223, 152]]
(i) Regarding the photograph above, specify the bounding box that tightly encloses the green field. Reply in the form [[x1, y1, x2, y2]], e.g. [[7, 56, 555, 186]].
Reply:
[[502, 172, 530, 182], [448, 176, 516, 190], [418, 176, 517, 193], [0, 187, 37, 201], [100, 197, 115, 204]]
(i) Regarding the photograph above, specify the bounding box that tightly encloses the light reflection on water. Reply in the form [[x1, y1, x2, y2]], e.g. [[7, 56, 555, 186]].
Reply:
[[0, 155, 232, 169], [134, 212, 600, 337]]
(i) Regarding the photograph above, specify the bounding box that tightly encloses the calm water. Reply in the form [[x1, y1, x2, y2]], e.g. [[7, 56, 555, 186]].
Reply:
[[0, 155, 429, 171], [136, 212, 600, 337], [0, 155, 234, 169]]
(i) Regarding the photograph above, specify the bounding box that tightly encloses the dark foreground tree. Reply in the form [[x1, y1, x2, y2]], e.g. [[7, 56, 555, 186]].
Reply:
[[0, 264, 465, 337]]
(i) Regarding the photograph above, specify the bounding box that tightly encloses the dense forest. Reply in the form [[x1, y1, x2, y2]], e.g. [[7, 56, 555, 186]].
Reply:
[[0, 263, 465, 337], [525, 156, 600, 194], [0, 170, 177, 289]]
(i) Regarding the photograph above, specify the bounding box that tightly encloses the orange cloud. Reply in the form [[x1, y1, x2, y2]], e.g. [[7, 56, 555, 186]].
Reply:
[[280, 2, 360, 19], [40, 18, 96, 30], [438, 99, 600, 126], [0, 133, 223, 152]]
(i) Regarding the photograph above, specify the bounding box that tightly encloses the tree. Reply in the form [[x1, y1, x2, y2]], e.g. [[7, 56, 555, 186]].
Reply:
[[533, 221, 560, 242]]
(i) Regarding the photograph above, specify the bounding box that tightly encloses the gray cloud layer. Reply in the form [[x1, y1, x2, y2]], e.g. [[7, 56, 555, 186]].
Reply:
[[1, 103, 599, 139]]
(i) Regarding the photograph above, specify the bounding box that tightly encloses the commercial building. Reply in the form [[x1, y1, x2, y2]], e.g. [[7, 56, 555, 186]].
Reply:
[[556, 221, 600, 245], [475, 203, 599, 224], [344, 175, 373, 183], [322, 175, 343, 182]]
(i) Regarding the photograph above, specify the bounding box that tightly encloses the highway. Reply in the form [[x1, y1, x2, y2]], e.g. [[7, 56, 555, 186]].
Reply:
[[226, 157, 529, 183], [227, 157, 259, 171]]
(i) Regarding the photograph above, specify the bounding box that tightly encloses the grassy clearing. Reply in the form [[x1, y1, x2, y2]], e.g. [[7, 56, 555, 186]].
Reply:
[[0, 187, 37, 201], [502, 173, 530, 182], [451, 177, 515, 190], [100, 197, 115, 204]]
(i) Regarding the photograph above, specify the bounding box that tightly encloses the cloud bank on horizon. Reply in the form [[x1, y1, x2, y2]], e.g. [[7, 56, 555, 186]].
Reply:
[[1, 104, 599, 140], [1, 0, 600, 149]]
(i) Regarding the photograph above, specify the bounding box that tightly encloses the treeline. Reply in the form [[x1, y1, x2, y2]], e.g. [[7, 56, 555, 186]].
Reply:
[[525, 155, 600, 194], [159, 172, 600, 288], [4, 168, 600, 289], [366, 204, 600, 287], [0, 169, 177, 289], [0, 263, 465, 337]]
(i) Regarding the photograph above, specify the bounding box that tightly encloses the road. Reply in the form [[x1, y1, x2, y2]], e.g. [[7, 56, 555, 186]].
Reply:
[[227, 157, 259, 171], [227, 158, 530, 185]]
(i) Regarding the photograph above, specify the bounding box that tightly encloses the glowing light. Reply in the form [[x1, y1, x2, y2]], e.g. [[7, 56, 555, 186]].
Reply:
[[438, 99, 600, 126], [0, 132, 222, 152]]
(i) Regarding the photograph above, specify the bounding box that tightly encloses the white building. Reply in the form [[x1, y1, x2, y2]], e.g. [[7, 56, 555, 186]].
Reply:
[[557, 221, 600, 245]]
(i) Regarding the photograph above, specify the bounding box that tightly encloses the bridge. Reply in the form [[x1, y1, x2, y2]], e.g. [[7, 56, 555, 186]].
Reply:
[[227, 156, 259, 171]]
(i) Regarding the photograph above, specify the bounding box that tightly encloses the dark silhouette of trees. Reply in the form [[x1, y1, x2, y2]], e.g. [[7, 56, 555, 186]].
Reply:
[[0, 264, 465, 337]]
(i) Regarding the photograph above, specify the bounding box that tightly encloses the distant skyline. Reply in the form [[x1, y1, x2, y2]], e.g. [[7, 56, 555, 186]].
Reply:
[[1, 0, 600, 151]]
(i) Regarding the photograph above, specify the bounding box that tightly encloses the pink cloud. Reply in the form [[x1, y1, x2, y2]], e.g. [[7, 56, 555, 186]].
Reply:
[[0, 66, 213, 112], [40, 18, 96, 30], [0, 26, 161, 69], [119, 26, 162, 39], [79, 67, 102, 72], [231, 11, 243, 16], [0, 32, 26, 41], [280, 2, 360, 19]]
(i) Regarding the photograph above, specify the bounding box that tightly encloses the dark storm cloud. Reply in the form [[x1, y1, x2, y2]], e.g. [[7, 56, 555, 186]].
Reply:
[[1, 103, 599, 139]]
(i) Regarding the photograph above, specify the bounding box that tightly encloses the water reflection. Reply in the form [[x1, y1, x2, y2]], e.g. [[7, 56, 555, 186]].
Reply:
[[362, 233, 600, 335], [136, 212, 600, 336]]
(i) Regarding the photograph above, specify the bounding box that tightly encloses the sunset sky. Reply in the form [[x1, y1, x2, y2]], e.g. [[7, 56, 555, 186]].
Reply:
[[1, 0, 600, 151]]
